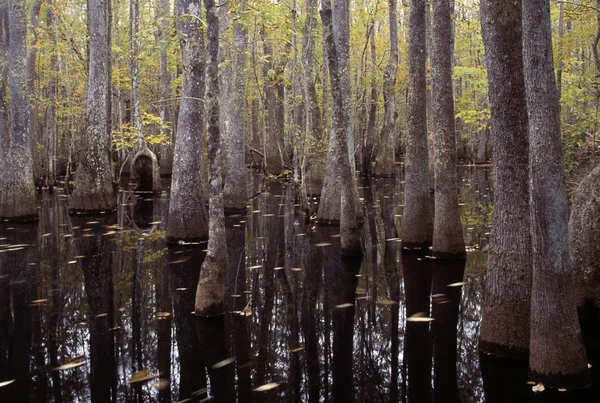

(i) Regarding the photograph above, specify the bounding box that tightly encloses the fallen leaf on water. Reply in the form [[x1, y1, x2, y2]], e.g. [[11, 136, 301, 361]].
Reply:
[[211, 357, 235, 369], [129, 370, 157, 384], [176, 288, 188, 291], [314, 242, 332, 247], [54, 359, 86, 371], [0, 379, 15, 387], [248, 265, 262, 269], [532, 383, 545, 393], [274, 266, 284, 271], [254, 383, 279, 392], [447, 282, 467, 287], [157, 312, 171, 319], [30, 299, 48, 305], [376, 299, 398, 306], [558, 388, 566, 392], [291, 267, 302, 272], [291, 347, 304, 353], [335, 303, 353, 309]]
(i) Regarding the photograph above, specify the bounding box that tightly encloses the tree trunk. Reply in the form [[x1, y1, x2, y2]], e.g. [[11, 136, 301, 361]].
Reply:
[[43, 0, 58, 188], [223, 3, 248, 213], [431, 0, 465, 258], [320, 0, 361, 257], [363, 23, 377, 176], [478, 0, 532, 359], [0, 0, 39, 220], [69, 0, 116, 213], [195, 0, 227, 316], [373, 0, 399, 177], [167, 0, 208, 243], [156, 0, 173, 174], [523, 0, 590, 388]]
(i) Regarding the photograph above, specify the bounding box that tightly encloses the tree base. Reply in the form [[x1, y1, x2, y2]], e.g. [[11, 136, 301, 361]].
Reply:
[[69, 207, 117, 216], [433, 250, 468, 260], [166, 236, 208, 245], [0, 214, 39, 223], [529, 368, 591, 391], [479, 341, 528, 360], [401, 240, 432, 251], [224, 206, 248, 216]]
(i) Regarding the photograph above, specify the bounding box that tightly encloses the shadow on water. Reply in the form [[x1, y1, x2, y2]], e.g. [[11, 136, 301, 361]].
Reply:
[[1, 168, 599, 402]]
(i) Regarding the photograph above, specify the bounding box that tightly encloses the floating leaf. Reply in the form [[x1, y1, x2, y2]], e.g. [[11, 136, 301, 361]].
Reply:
[[407, 313, 434, 323], [129, 370, 157, 384], [54, 356, 86, 371], [314, 242, 332, 247], [376, 299, 398, 306], [211, 357, 234, 369], [335, 303, 353, 309], [254, 382, 279, 392], [0, 379, 15, 388], [447, 282, 467, 287], [532, 383, 545, 393], [291, 347, 304, 353]]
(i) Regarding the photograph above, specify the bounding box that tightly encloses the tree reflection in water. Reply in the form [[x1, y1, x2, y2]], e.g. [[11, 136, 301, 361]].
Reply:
[[0, 168, 598, 402]]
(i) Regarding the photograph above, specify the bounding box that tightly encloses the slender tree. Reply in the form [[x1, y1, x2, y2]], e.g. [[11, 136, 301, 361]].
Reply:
[[401, 0, 433, 249], [223, 1, 248, 213], [478, 0, 532, 359], [195, 0, 227, 315], [167, 0, 208, 243], [373, 0, 399, 177], [69, 0, 116, 213], [0, 0, 38, 220], [431, 0, 465, 258], [522, 0, 590, 388], [320, 0, 361, 256]]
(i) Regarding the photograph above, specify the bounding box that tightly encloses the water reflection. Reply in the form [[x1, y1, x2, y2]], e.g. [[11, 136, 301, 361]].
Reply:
[[0, 168, 597, 402]]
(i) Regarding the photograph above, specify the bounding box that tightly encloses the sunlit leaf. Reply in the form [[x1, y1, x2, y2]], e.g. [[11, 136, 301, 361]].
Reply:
[[0, 379, 15, 388], [254, 382, 279, 392], [211, 357, 234, 369], [129, 370, 157, 384], [407, 313, 434, 323], [532, 383, 545, 393]]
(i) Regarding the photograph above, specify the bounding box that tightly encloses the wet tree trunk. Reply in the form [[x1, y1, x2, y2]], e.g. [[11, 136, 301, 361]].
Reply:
[[195, 0, 227, 316], [0, 5, 7, 159], [69, 0, 116, 213], [522, 0, 590, 388], [478, 0, 532, 359], [431, 0, 465, 259], [363, 24, 377, 177], [157, 0, 173, 174], [401, 0, 433, 249], [320, 0, 362, 257], [0, 0, 38, 220], [167, 0, 208, 243], [43, 0, 58, 188], [373, 0, 399, 177], [223, 4, 248, 213]]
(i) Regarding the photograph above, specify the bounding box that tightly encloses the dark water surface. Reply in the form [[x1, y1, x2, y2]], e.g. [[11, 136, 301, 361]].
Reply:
[[0, 167, 598, 402]]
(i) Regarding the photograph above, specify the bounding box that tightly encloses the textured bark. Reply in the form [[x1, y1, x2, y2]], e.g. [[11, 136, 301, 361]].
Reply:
[[195, 0, 227, 316], [43, 0, 58, 188], [570, 164, 600, 308], [157, 0, 173, 174], [401, 0, 433, 249], [223, 5, 248, 213], [69, 0, 116, 213], [431, 0, 465, 259], [320, 0, 362, 256], [523, 0, 590, 388], [0, 0, 38, 220], [167, 0, 208, 243], [373, 0, 399, 177], [479, 0, 532, 359], [363, 25, 377, 176]]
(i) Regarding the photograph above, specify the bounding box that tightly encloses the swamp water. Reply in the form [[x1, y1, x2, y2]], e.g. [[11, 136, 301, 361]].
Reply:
[[0, 167, 598, 402]]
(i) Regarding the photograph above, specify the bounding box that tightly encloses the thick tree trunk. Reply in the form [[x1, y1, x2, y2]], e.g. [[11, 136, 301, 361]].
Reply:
[[431, 0, 465, 259], [0, 0, 38, 220], [43, 0, 58, 188], [363, 24, 377, 176], [523, 0, 590, 388], [373, 0, 399, 177], [195, 0, 227, 316], [479, 0, 532, 359], [157, 0, 173, 174], [223, 5, 248, 213], [401, 0, 433, 249], [69, 0, 116, 213], [167, 0, 208, 243]]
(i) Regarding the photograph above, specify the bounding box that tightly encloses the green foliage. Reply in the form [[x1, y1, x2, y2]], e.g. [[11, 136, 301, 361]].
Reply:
[[112, 111, 171, 152]]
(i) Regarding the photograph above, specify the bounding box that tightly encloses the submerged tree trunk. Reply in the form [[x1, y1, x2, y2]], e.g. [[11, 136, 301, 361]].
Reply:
[[373, 0, 398, 177], [167, 0, 208, 243], [320, 0, 361, 257], [195, 0, 227, 316], [69, 0, 116, 213], [431, 0, 465, 259], [401, 0, 433, 249], [223, 4, 248, 213], [478, 0, 532, 359], [522, 0, 590, 388], [0, 0, 38, 220]]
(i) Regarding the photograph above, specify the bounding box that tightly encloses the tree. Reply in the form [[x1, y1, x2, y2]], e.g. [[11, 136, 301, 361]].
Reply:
[[167, 0, 208, 243], [478, 0, 532, 359], [431, 0, 465, 258], [522, 0, 590, 388], [320, 0, 361, 257], [373, 0, 398, 177], [0, 0, 38, 221], [401, 0, 433, 249], [195, 0, 227, 316], [222, 1, 248, 213], [69, 0, 116, 213]]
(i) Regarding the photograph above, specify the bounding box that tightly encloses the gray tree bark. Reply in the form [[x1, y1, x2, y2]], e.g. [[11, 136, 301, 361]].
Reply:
[[373, 0, 399, 177], [431, 0, 465, 258], [156, 0, 173, 174], [0, 0, 39, 220], [223, 2, 248, 213], [320, 0, 361, 257], [167, 0, 208, 243], [195, 0, 227, 316], [523, 0, 590, 388], [363, 23, 377, 176], [43, 0, 58, 188], [69, 0, 116, 213], [478, 0, 532, 359], [402, 0, 433, 249]]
